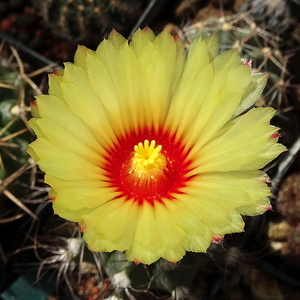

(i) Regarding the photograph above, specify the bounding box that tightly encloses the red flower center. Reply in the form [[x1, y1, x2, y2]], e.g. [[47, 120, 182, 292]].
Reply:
[[103, 127, 193, 206]]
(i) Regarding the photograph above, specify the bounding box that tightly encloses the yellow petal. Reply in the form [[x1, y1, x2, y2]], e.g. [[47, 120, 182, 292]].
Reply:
[[29, 118, 105, 164], [83, 199, 140, 251], [87, 42, 141, 134], [203, 210, 245, 235], [130, 28, 156, 55], [163, 200, 212, 252], [55, 187, 118, 210], [175, 193, 229, 221], [234, 73, 268, 116], [237, 197, 271, 216], [189, 107, 279, 173], [34, 95, 102, 149], [53, 202, 93, 222], [29, 138, 103, 180], [74, 44, 96, 68], [48, 73, 64, 99], [183, 170, 271, 210], [45, 174, 103, 191]]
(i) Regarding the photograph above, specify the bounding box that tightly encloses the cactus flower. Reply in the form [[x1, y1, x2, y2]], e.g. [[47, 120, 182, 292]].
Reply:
[[27, 28, 285, 264]]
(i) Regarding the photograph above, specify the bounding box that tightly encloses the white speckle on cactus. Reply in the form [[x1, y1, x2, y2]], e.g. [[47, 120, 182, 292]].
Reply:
[[241, 58, 253, 68], [112, 272, 131, 289], [67, 237, 81, 258], [104, 296, 123, 300], [171, 286, 190, 300]]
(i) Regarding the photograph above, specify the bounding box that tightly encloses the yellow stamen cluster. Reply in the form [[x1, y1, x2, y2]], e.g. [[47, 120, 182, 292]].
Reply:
[[131, 140, 166, 177]]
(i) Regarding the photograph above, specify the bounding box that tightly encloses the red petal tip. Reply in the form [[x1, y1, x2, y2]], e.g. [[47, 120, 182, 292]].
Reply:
[[79, 224, 86, 232], [263, 178, 271, 184], [242, 58, 253, 67], [52, 69, 60, 75], [270, 132, 280, 139], [173, 34, 180, 41], [264, 206, 273, 211], [212, 236, 224, 244]]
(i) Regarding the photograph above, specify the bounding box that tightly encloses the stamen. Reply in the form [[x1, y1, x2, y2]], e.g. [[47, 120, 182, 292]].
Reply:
[[131, 140, 166, 176]]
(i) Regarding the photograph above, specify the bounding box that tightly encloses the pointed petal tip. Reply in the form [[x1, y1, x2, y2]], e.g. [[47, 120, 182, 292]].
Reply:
[[173, 33, 180, 41], [263, 206, 273, 211], [79, 223, 86, 233], [270, 131, 281, 139], [52, 68, 64, 76], [212, 235, 224, 244], [30, 100, 37, 106], [263, 178, 272, 184]]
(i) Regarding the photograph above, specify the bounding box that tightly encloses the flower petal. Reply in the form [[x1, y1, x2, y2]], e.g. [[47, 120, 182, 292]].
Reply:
[[28, 138, 103, 180], [189, 107, 280, 173], [27, 28, 285, 265]]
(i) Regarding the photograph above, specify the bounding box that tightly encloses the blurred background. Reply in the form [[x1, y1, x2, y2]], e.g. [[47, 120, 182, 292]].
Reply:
[[1, 0, 300, 299]]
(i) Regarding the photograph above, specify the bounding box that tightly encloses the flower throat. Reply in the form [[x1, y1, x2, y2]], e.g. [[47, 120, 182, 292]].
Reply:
[[104, 128, 193, 205]]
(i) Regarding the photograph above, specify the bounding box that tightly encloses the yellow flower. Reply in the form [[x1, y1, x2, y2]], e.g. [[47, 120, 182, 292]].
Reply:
[[27, 28, 285, 264]]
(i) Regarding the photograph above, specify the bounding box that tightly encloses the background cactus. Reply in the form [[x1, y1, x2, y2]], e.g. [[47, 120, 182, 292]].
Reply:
[[276, 171, 300, 223], [240, 0, 292, 34], [0, 40, 44, 293], [0, 42, 39, 218], [33, 0, 149, 48]]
